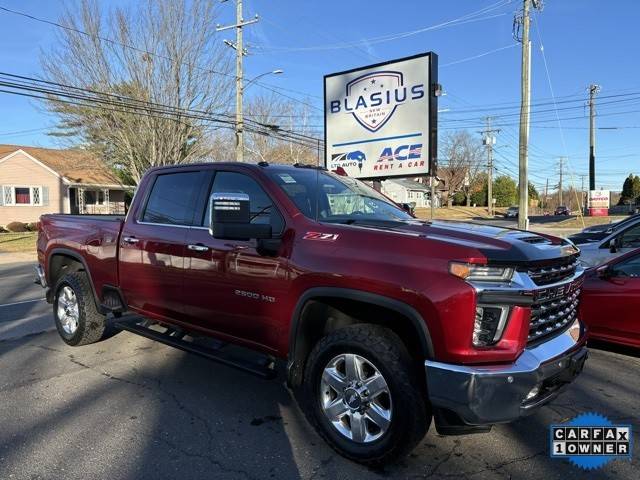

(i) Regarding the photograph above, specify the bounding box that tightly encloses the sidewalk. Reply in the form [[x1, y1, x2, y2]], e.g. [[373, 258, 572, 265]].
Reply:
[[0, 252, 38, 265]]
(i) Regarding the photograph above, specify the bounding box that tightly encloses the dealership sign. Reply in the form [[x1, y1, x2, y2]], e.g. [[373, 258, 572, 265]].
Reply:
[[324, 52, 438, 179], [588, 190, 610, 216]]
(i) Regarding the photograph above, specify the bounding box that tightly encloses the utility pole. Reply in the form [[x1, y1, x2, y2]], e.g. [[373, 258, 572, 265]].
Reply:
[[558, 157, 564, 206], [479, 117, 499, 216], [514, 0, 542, 230], [430, 176, 436, 220], [217, 0, 259, 162], [588, 84, 601, 192], [580, 174, 587, 213], [544, 178, 549, 211]]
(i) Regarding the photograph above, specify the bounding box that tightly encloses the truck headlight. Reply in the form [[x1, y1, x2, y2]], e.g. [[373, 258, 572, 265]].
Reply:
[[473, 305, 510, 346], [449, 263, 514, 282]]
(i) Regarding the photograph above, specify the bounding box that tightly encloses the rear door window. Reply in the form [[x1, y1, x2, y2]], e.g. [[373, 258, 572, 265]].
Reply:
[[142, 171, 204, 226], [620, 224, 640, 248], [613, 254, 640, 277]]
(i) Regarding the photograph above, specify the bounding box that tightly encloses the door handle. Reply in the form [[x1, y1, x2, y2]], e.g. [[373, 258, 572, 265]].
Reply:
[[122, 236, 139, 244], [187, 244, 209, 252]]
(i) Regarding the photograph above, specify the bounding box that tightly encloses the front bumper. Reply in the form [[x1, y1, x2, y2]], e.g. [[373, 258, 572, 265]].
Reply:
[[425, 321, 587, 425]]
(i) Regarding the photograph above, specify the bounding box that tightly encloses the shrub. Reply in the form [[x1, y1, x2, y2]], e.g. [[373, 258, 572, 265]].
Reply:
[[25, 222, 39, 231], [5, 221, 28, 232], [452, 191, 467, 206], [0, 226, 7, 233]]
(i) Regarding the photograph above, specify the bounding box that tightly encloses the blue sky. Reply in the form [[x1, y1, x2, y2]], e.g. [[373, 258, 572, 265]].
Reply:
[[0, 0, 638, 192]]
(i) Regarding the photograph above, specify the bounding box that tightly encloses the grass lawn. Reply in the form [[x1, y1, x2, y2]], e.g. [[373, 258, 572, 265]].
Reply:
[[0, 232, 38, 254], [553, 215, 627, 229], [414, 206, 505, 220]]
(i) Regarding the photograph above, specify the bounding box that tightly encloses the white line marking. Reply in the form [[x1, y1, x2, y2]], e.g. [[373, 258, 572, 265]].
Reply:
[[0, 298, 45, 308]]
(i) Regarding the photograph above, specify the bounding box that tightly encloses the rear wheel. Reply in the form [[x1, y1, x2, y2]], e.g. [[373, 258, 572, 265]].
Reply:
[[301, 324, 430, 466], [53, 272, 107, 346]]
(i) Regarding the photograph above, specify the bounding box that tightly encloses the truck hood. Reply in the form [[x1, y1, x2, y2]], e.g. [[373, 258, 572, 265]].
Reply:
[[339, 219, 577, 264]]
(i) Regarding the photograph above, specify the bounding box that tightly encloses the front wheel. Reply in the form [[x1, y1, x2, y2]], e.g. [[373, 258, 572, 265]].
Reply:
[[301, 324, 430, 466], [53, 272, 107, 346]]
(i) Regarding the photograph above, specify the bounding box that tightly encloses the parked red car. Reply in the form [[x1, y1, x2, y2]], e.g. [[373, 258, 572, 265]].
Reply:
[[580, 248, 640, 348]]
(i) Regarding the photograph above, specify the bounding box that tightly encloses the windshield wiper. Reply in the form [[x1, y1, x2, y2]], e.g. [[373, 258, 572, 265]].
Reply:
[[324, 218, 409, 227]]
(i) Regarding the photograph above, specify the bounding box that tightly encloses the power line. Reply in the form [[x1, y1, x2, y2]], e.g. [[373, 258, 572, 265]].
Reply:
[[0, 78, 322, 151], [0, 4, 320, 113], [0, 70, 323, 147], [251, 1, 512, 53], [441, 43, 519, 67]]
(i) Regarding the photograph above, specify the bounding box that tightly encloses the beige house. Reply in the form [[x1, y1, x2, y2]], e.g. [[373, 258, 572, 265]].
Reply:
[[0, 145, 132, 226]]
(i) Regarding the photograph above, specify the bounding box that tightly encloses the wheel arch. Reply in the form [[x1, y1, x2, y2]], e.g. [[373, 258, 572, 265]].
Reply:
[[286, 287, 435, 388], [47, 248, 102, 312]]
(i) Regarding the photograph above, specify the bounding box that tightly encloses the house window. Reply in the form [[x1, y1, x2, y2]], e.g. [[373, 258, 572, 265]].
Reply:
[[1, 186, 43, 206], [15, 187, 31, 204]]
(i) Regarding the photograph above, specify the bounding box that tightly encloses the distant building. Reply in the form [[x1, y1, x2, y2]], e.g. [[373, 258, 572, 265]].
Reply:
[[0, 144, 132, 225], [382, 178, 438, 208]]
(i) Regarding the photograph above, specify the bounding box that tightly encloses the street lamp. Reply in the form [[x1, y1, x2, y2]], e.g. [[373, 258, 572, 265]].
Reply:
[[245, 69, 283, 89], [236, 69, 283, 162]]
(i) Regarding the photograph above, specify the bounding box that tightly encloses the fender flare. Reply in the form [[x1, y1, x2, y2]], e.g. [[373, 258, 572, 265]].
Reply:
[[287, 287, 435, 386], [47, 248, 103, 313]]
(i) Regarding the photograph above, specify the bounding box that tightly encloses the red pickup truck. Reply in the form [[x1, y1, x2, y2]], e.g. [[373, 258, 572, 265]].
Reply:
[[36, 162, 587, 465]]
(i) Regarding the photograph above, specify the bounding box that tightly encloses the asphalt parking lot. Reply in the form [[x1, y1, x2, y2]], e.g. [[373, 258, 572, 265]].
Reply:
[[0, 260, 638, 479]]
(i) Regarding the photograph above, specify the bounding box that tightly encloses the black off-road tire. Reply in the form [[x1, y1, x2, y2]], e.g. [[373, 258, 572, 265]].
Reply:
[[53, 272, 107, 346], [301, 324, 430, 466]]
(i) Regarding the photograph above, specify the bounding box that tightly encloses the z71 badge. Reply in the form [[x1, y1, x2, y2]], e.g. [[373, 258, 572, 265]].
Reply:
[[303, 232, 339, 241]]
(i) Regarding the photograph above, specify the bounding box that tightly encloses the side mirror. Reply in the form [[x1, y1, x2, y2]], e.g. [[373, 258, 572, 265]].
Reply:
[[399, 203, 415, 216], [209, 192, 272, 240], [596, 264, 611, 279], [609, 236, 621, 253]]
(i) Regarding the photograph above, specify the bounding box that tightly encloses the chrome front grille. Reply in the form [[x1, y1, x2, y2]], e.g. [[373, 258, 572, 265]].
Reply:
[[525, 255, 578, 286], [528, 278, 582, 345]]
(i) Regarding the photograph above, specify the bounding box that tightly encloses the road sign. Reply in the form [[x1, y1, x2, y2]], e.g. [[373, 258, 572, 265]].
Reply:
[[588, 190, 610, 216], [324, 52, 438, 180]]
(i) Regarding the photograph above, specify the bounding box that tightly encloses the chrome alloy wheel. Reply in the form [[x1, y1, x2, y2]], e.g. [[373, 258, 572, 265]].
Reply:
[[320, 353, 392, 443], [57, 286, 79, 335]]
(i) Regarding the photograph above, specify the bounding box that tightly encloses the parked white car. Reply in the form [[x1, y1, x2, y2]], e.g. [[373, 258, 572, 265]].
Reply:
[[578, 217, 640, 267]]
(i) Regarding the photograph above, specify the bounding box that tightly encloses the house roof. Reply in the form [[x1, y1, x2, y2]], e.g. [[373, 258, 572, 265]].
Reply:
[[0, 144, 125, 187], [386, 178, 430, 192]]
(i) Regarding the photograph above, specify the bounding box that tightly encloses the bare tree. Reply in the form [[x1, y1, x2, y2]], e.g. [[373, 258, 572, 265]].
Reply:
[[41, 0, 233, 183], [241, 93, 319, 165], [439, 131, 484, 206]]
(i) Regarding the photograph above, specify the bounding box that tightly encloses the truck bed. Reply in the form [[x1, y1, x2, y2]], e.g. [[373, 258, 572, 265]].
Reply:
[[38, 214, 124, 300]]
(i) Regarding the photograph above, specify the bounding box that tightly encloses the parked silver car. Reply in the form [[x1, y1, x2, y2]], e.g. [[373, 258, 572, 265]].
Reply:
[[578, 216, 640, 267], [504, 206, 519, 218]]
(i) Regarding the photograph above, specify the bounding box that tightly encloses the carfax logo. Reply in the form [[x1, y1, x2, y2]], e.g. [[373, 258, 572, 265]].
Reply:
[[550, 412, 632, 470], [329, 70, 424, 132]]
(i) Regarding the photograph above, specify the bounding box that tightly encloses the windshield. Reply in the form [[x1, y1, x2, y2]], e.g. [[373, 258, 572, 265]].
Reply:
[[267, 168, 413, 223]]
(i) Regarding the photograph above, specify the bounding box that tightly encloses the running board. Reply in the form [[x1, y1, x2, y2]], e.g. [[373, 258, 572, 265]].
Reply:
[[114, 318, 277, 379]]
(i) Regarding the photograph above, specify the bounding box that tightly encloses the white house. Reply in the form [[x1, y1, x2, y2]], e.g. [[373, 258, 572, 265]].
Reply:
[[382, 178, 437, 208]]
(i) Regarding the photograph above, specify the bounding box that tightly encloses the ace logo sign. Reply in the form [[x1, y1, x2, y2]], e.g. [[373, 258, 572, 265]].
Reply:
[[550, 413, 633, 470], [324, 52, 437, 180]]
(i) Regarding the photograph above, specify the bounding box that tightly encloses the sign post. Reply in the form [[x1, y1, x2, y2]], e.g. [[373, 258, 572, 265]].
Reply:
[[587, 190, 610, 216], [324, 52, 438, 180]]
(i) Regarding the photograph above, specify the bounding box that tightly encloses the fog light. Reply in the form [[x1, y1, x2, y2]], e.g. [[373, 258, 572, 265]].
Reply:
[[525, 384, 541, 401], [473, 305, 510, 347]]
